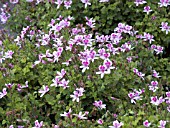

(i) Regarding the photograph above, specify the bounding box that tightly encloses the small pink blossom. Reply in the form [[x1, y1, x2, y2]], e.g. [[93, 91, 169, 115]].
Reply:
[[109, 120, 123, 128], [81, 0, 91, 8], [93, 100, 106, 109], [143, 6, 152, 15], [96, 65, 110, 79], [0, 88, 7, 99], [33, 120, 43, 128], [143, 120, 151, 127], [38, 85, 49, 97], [134, 0, 147, 6], [73, 111, 88, 120], [60, 108, 72, 118], [97, 119, 103, 124], [158, 120, 166, 128], [158, 0, 170, 7], [152, 70, 161, 78]]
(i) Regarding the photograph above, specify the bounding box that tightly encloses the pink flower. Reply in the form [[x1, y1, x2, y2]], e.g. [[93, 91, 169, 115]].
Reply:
[[70, 88, 85, 102], [0, 88, 7, 99], [154, 46, 164, 54], [152, 70, 161, 78], [4, 50, 14, 59], [143, 120, 151, 127], [128, 89, 144, 104], [55, 0, 63, 9], [33, 120, 43, 128], [109, 120, 123, 128], [56, 69, 66, 79], [103, 59, 115, 73], [85, 17, 95, 28], [73, 111, 88, 120], [143, 6, 152, 15], [38, 85, 49, 97], [99, 0, 109, 2], [158, 120, 166, 128], [80, 60, 90, 73], [50, 77, 60, 87], [96, 65, 110, 79], [59, 79, 69, 89], [60, 108, 72, 118], [9, 125, 14, 128], [158, 0, 170, 7], [148, 81, 159, 92], [10, 0, 19, 4], [81, 0, 91, 8], [134, 0, 147, 6], [150, 96, 164, 106], [93, 100, 106, 109], [97, 119, 103, 124], [127, 56, 132, 63], [64, 0, 72, 9], [5, 83, 14, 89], [160, 22, 170, 34]]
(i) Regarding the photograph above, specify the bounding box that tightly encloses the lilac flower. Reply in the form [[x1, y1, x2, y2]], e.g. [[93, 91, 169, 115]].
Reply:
[[158, 0, 170, 7], [9, 125, 14, 128], [93, 100, 106, 109], [160, 22, 170, 34], [5, 83, 14, 89], [4, 50, 14, 59], [97, 119, 103, 124], [154, 45, 164, 54], [96, 65, 110, 79], [60, 108, 72, 118], [158, 120, 166, 128], [55, 0, 63, 9], [26, 0, 34, 2], [137, 71, 145, 80], [128, 89, 144, 104], [109, 120, 123, 128], [70, 87, 85, 102], [59, 79, 69, 89], [80, 60, 90, 73], [143, 120, 151, 127], [81, 0, 91, 8], [73, 111, 88, 120], [165, 91, 170, 104], [50, 77, 60, 87], [17, 81, 29, 91], [33, 120, 43, 128], [127, 56, 132, 63], [38, 85, 49, 97], [148, 81, 159, 92], [143, 6, 152, 15], [64, 0, 72, 9], [85, 17, 95, 28], [0, 12, 10, 24], [134, 0, 147, 6], [56, 69, 66, 79], [150, 96, 164, 106], [142, 32, 154, 44], [103, 59, 115, 73], [99, 0, 109, 2], [10, 0, 19, 4], [152, 70, 161, 78], [54, 125, 59, 128], [0, 88, 7, 99]]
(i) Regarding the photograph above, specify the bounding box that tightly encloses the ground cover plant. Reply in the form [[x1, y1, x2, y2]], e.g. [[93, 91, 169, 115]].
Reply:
[[0, 0, 170, 127]]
